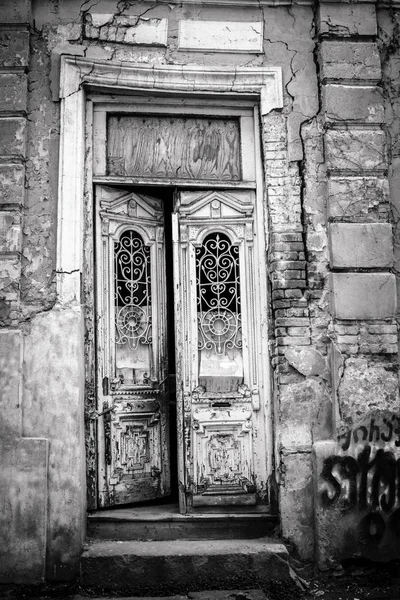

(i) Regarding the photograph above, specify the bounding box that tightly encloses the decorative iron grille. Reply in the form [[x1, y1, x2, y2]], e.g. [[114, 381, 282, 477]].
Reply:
[[114, 230, 152, 350], [196, 232, 242, 355]]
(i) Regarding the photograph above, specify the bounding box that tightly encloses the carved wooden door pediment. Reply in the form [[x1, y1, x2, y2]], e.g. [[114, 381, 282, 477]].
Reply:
[[95, 185, 170, 507], [172, 190, 268, 511]]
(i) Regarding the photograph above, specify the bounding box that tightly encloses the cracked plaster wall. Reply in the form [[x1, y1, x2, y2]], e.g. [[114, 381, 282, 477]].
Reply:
[[1, 0, 400, 581]]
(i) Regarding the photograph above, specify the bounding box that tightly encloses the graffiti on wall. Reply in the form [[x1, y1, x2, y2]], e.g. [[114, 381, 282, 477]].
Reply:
[[316, 411, 400, 555]]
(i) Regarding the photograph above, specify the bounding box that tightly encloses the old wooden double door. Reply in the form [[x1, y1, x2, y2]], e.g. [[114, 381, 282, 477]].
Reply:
[[94, 183, 270, 512]]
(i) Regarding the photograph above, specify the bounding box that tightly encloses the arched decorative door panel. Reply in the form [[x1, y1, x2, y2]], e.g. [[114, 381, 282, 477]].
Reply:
[[95, 185, 170, 507], [172, 190, 269, 511]]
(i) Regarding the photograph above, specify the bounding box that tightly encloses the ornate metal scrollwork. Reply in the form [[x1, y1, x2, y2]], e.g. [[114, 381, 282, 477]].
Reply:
[[114, 230, 152, 350], [196, 232, 242, 356]]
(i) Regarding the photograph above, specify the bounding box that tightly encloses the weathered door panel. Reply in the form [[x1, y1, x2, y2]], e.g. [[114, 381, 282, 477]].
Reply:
[[95, 185, 170, 507], [173, 190, 268, 510]]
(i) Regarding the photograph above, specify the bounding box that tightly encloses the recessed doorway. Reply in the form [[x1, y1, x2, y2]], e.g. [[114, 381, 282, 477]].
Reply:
[[92, 182, 270, 514]]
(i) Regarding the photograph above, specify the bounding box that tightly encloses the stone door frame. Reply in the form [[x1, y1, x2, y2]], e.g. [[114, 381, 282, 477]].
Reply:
[[57, 55, 283, 510]]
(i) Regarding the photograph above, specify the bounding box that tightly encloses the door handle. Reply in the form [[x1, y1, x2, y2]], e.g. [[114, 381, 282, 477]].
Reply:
[[89, 404, 116, 420]]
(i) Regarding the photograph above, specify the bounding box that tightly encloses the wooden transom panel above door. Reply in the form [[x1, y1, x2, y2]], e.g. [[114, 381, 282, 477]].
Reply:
[[107, 115, 241, 181]]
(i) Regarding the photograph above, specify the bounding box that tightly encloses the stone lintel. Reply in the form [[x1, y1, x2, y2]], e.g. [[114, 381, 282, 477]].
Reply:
[[59, 57, 284, 116]]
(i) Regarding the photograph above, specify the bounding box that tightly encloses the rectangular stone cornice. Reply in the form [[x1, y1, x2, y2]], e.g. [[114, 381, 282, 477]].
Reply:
[[59, 56, 283, 115]]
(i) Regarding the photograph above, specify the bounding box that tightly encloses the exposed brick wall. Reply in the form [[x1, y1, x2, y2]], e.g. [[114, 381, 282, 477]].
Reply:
[[262, 113, 312, 369], [332, 321, 398, 355], [262, 109, 317, 559]]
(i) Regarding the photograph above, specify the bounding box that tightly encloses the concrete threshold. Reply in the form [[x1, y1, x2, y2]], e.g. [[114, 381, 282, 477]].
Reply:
[[80, 539, 290, 592], [87, 504, 278, 541]]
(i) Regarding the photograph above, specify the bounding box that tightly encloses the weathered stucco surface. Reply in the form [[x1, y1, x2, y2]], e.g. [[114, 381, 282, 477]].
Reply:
[[0, 331, 48, 582], [23, 307, 85, 579], [22, 31, 59, 308], [0, 0, 400, 582]]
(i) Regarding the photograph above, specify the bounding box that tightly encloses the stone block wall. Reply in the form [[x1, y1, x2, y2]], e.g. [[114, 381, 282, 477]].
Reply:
[[312, 1, 400, 569], [265, 1, 400, 566], [0, 23, 27, 325], [317, 2, 398, 419]]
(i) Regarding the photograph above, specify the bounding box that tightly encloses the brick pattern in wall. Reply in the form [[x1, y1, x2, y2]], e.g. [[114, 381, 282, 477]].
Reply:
[[263, 110, 318, 560], [318, 2, 398, 355], [263, 113, 311, 374]]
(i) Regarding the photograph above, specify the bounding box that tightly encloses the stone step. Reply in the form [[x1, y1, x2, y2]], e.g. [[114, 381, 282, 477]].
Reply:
[[80, 539, 290, 594], [74, 589, 270, 600], [87, 504, 279, 541]]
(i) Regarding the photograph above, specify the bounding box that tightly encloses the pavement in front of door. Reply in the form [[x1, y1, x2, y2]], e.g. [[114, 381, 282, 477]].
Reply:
[[3, 564, 400, 600]]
